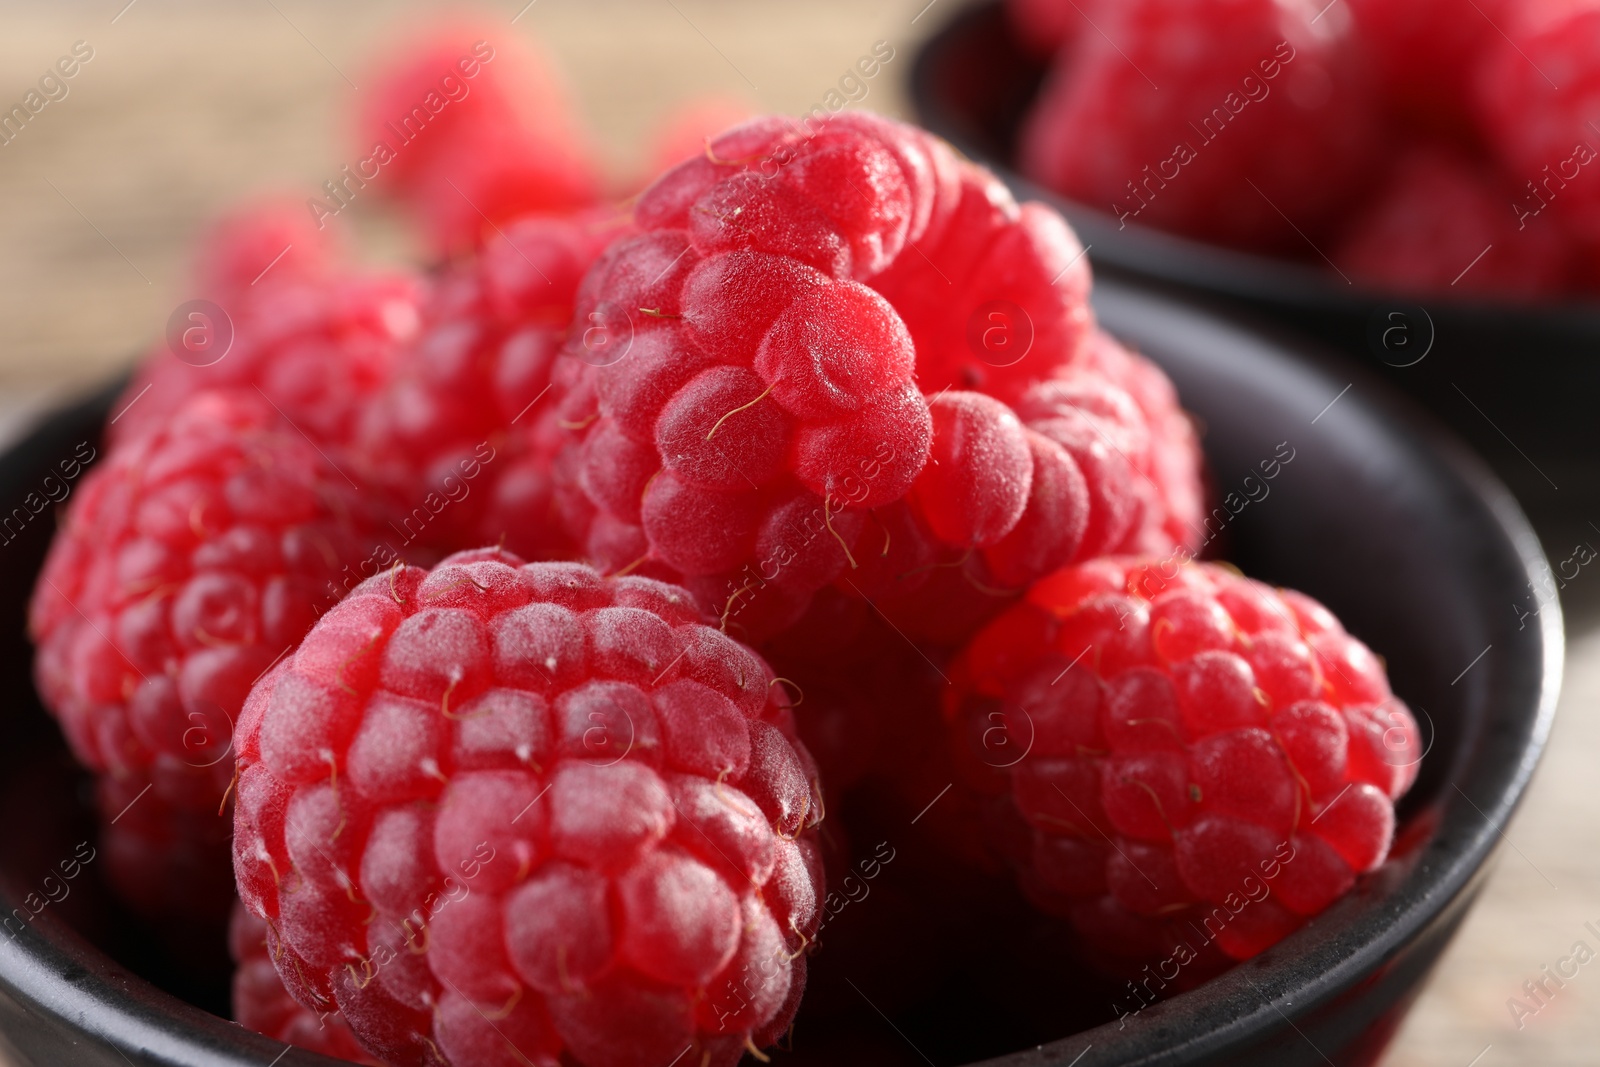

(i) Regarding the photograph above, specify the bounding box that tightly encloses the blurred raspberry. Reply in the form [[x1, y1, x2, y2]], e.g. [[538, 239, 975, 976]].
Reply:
[[944, 557, 1420, 976], [357, 24, 601, 253], [358, 210, 624, 558], [110, 204, 423, 452], [1473, 2, 1600, 245], [1020, 0, 1380, 253], [99, 776, 234, 927], [30, 391, 393, 919], [233, 550, 824, 1067], [193, 198, 343, 299], [232, 903, 377, 1063], [1007, 0, 1100, 57], [1346, 0, 1515, 133], [1336, 147, 1574, 298], [641, 96, 760, 187]]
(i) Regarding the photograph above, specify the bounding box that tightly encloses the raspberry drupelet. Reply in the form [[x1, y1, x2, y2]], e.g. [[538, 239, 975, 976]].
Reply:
[[943, 557, 1420, 976], [232, 550, 825, 1067], [232, 902, 378, 1064], [29, 391, 392, 920], [358, 211, 623, 559], [109, 202, 423, 453], [549, 112, 1125, 641]]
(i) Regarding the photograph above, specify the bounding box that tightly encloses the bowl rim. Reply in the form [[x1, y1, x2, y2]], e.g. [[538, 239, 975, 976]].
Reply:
[[910, 0, 1600, 329], [0, 280, 1564, 1067]]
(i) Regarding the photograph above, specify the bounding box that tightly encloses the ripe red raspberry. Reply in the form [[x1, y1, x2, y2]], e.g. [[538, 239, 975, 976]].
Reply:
[[868, 152, 1093, 406], [1473, 3, 1600, 245], [1346, 0, 1514, 132], [110, 206, 423, 452], [550, 112, 1101, 640], [1335, 147, 1574, 298], [944, 557, 1420, 976], [845, 329, 1204, 648], [232, 550, 825, 1067], [29, 391, 391, 916], [358, 26, 600, 253], [231, 903, 377, 1063], [358, 211, 621, 558], [1006, 0, 1101, 57], [1020, 0, 1379, 253]]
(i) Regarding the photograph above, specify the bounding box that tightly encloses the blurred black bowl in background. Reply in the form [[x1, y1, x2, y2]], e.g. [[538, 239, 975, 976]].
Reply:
[[912, 0, 1600, 518]]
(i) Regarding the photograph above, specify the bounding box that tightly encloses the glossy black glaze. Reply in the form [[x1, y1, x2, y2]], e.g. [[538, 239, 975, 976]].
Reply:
[[911, 0, 1600, 512], [0, 280, 1559, 1065]]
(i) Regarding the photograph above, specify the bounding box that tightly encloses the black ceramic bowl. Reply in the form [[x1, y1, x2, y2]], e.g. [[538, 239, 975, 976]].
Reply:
[[0, 278, 1559, 1066], [911, 0, 1600, 513]]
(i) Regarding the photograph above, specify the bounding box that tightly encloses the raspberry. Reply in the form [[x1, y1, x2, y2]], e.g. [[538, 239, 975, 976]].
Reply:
[[1346, 0, 1514, 132], [358, 26, 600, 253], [232, 550, 825, 1067], [111, 206, 423, 452], [1019, 0, 1379, 253], [98, 777, 234, 927], [551, 112, 1103, 640], [1007, 0, 1100, 57], [849, 330, 1204, 648], [232, 903, 377, 1063], [642, 97, 759, 187], [869, 156, 1093, 406], [1335, 147, 1574, 297], [358, 211, 621, 558], [30, 391, 391, 917], [1473, 3, 1600, 245], [944, 557, 1420, 976], [193, 198, 343, 299]]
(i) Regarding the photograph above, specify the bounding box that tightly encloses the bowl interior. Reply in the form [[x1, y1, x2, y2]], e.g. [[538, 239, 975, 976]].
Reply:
[[0, 280, 1559, 1066]]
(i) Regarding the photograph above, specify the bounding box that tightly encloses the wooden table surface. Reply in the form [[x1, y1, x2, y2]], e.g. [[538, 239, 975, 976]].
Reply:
[[0, 2, 1595, 1065]]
